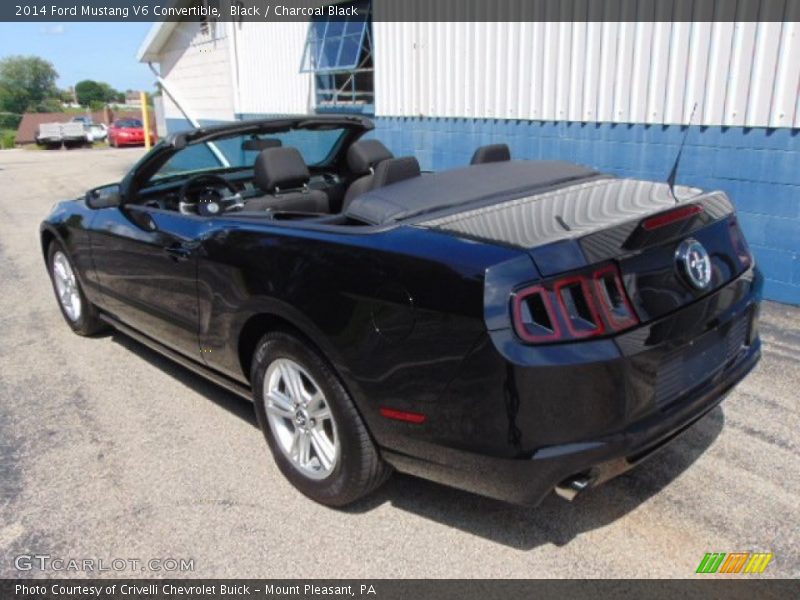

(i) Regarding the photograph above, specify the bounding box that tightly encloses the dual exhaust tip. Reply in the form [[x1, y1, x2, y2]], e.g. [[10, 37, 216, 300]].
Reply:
[[554, 475, 591, 502]]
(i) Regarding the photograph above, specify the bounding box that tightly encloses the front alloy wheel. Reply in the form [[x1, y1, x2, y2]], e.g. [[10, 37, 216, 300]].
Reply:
[[52, 250, 82, 322], [264, 358, 339, 480], [47, 241, 105, 336]]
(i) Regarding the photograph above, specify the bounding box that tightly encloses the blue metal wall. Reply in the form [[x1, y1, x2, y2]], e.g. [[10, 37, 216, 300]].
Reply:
[[369, 118, 800, 305], [166, 116, 800, 305]]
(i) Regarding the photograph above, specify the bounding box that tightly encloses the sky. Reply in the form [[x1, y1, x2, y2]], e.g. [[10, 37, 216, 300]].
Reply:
[[0, 22, 156, 92]]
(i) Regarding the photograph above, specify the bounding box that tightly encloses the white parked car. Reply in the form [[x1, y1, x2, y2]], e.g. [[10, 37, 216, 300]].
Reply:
[[70, 117, 107, 142]]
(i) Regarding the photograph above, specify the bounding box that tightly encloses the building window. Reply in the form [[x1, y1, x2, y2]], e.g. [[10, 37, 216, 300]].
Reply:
[[300, 1, 373, 111], [194, 0, 220, 41]]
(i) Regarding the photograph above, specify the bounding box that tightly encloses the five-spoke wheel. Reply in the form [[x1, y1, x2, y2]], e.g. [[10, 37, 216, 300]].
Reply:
[[47, 241, 105, 336], [264, 358, 339, 479], [252, 331, 391, 506], [52, 250, 82, 322]]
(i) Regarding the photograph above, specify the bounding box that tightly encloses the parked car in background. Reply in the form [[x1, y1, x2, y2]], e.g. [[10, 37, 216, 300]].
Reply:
[[70, 116, 107, 142], [35, 121, 92, 149], [89, 123, 108, 142], [61, 121, 91, 148], [107, 118, 155, 147], [35, 123, 63, 148]]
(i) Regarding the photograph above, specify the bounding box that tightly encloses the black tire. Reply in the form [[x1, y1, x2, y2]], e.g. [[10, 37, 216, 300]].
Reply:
[[251, 331, 391, 506], [47, 241, 106, 336]]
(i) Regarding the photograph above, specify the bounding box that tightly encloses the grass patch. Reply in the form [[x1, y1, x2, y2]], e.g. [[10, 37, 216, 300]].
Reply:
[[1, 129, 16, 149]]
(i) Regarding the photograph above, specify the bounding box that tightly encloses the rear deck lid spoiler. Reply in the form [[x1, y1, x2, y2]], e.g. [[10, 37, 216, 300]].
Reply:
[[421, 177, 734, 274]]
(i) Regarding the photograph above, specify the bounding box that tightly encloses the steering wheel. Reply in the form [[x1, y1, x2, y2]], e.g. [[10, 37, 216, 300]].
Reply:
[[178, 174, 243, 217]]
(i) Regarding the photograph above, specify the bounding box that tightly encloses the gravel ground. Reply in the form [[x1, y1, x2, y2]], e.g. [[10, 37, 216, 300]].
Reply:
[[0, 147, 797, 579]]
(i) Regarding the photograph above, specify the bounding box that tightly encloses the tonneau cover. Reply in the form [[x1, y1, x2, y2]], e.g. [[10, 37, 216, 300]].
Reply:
[[344, 160, 599, 225]]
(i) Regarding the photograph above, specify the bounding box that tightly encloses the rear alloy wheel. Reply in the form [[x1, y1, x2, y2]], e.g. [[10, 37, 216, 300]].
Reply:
[[252, 331, 391, 506], [47, 241, 106, 336], [264, 358, 339, 479]]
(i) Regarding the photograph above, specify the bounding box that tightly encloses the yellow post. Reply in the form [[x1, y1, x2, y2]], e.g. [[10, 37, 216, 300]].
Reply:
[[140, 91, 151, 150]]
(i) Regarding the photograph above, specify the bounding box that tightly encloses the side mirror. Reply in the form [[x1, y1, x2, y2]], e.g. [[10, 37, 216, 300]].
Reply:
[[86, 184, 123, 209]]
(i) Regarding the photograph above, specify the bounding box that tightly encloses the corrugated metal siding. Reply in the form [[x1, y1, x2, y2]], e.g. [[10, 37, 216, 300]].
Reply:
[[232, 22, 313, 116], [373, 16, 800, 127]]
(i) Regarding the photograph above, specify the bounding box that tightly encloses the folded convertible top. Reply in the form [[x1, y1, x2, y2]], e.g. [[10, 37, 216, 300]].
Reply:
[[344, 160, 601, 225]]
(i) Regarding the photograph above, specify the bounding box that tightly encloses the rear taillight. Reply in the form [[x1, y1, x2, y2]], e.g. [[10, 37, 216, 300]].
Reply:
[[592, 266, 638, 331], [728, 217, 753, 270], [512, 285, 561, 343], [512, 264, 638, 344], [555, 276, 605, 338]]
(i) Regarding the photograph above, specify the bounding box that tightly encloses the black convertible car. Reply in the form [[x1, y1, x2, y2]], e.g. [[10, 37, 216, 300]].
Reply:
[[41, 116, 761, 506]]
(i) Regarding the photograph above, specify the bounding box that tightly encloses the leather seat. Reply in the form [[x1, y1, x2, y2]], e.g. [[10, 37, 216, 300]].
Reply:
[[244, 147, 329, 213], [371, 156, 421, 189], [342, 139, 394, 210], [470, 143, 511, 165], [343, 157, 423, 222]]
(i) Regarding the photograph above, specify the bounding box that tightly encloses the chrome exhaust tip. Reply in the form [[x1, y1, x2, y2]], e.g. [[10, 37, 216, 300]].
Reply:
[[554, 476, 591, 501]]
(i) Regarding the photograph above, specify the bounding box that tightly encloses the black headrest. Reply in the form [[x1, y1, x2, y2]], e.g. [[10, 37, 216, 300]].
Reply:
[[470, 143, 511, 165], [347, 139, 394, 175], [372, 156, 421, 188], [254, 147, 310, 192]]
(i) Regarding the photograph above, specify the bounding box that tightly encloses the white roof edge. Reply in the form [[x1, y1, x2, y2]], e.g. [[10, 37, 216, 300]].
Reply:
[[137, 22, 179, 63]]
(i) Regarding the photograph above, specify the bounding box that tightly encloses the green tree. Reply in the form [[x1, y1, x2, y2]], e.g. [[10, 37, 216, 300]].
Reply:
[[99, 81, 122, 103], [75, 79, 124, 107], [33, 97, 64, 112], [59, 88, 75, 104], [75, 80, 106, 106], [0, 55, 59, 114]]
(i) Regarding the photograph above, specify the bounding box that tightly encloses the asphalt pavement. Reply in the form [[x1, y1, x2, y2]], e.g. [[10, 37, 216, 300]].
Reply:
[[0, 147, 797, 578]]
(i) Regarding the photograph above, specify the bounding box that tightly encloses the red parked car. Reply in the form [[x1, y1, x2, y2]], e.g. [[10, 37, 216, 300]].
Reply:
[[107, 119, 156, 148]]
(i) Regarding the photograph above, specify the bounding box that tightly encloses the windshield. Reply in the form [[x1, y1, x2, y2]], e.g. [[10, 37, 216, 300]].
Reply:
[[116, 119, 143, 128], [151, 127, 348, 181]]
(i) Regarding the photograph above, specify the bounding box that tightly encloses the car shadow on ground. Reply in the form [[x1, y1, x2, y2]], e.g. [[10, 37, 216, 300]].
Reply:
[[111, 330, 724, 551], [348, 407, 724, 550]]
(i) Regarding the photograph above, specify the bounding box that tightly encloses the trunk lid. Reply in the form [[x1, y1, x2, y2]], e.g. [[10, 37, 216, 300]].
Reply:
[[427, 177, 749, 324]]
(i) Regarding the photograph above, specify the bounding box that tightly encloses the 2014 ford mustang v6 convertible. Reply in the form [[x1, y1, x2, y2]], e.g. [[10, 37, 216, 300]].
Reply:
[[41, 116, 762, 507]]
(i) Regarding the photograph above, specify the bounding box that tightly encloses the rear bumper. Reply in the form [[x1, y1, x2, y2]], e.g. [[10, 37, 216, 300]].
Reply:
[[383, 339, 759, 506], [382, 267, 763, 506], [384, 342, 761, 506]]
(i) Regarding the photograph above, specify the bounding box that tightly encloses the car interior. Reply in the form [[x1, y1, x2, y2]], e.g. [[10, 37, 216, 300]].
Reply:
[[136, 133, 512, 226]]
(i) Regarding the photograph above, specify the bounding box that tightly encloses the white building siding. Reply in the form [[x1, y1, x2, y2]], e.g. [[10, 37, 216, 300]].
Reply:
[[372, 19, 800, 127], [159, 21, 235, 122], [230, 22, 314, 116]]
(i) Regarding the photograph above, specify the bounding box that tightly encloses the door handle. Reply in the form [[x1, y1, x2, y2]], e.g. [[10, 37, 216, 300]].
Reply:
[[164, 243, 193, 262]]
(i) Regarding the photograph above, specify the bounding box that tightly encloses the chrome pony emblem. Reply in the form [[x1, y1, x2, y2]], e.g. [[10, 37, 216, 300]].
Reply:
[[676, 239, 712, 290]]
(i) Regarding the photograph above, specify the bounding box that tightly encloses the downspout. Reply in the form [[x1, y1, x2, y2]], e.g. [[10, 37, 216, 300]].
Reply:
[[147, 61, 230, 167], [227, 21, 242, 117]]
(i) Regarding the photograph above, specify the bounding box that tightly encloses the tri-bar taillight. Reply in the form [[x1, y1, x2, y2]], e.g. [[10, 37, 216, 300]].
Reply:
[[512, 264, 638, 344]]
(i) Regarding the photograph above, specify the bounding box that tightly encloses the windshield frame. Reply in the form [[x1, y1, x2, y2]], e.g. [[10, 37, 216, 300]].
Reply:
[[120, 116, 373, 200], [149, 128, 350, 183]]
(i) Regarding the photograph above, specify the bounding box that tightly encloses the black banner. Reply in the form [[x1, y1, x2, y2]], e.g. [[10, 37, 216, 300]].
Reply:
[[1, 0, 797, 23], [2, 579, 799, 600]]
